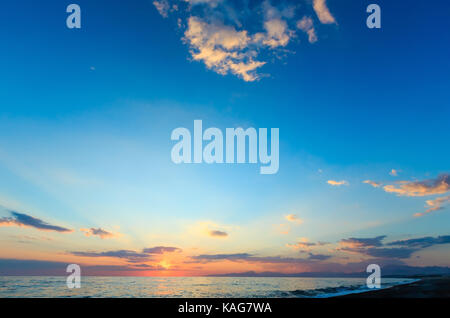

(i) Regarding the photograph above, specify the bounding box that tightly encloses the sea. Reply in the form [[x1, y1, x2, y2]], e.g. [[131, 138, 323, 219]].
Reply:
[[0, 276, 417, 298]]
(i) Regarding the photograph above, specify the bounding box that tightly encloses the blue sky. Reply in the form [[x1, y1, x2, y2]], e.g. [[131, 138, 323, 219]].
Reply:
[[0, 0, 449, 275]]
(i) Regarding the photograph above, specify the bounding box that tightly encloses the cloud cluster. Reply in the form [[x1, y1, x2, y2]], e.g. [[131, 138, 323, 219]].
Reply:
[[153, 0, 337, 81], [0, 211, 72, 233]]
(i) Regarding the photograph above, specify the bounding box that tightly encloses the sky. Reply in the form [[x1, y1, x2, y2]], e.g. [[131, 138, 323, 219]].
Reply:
[[0, 0, 449, 276]]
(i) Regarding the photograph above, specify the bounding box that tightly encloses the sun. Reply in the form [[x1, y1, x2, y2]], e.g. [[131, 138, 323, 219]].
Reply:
[[159, 260, 171, 270]]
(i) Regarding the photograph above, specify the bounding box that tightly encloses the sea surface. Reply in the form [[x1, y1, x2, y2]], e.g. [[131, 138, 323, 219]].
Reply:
[[0, 276, 417, 298]]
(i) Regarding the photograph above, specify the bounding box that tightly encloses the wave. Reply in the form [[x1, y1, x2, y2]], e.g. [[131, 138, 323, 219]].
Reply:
[[287, 279, 420, 298]]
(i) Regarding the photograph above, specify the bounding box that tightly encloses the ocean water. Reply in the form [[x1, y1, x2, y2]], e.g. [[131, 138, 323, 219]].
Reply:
[[0, 276, 417, 298]]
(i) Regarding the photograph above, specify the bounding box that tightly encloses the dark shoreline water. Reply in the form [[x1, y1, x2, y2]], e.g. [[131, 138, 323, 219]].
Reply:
[[338, 276, 450, 298]]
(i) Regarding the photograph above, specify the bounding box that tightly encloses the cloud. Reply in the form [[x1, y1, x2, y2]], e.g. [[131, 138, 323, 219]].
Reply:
[[71, 246, 183, 262], [0, 259, 165, 276], [313, 0, 336, 24], [383, 174, 449, 197], [142, 246, 182, 254], [70, 250, 152, 263], [284, 214, 303, 225], [191, 253, 253, 262], [184, 16, 265, 82], [414, 195, 450, 217], [363, 180, 382, 188], [209, 230, 228, 237], [338, 235, 450, 259], [153, 0, 171, 18], [327, 180, 348, 186], [338, 244, 417, 259], [0, 211, 72, 233], [296, 16, 317, 43], [80, 227, 119, 239], [390, 169, 399, 176], [361, 247, 417, 259], [259, 18, 292, 48], [307, 253, 331, 261], [387, 235, 450, 249], [275, 223, 290, 235], [339, 236, 386, 249], [286, 238, 327, 251], [184, 0, 222, 7], [153, 0, 336, 81]]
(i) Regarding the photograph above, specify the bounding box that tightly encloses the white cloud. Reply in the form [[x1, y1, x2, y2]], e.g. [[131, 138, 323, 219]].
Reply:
[[261, 19, 292, 48], [297, 16, 318, 43], [327, 180, 349, 186], [184, 17, 265, 82], [153, 0, 170, 18], [153, 0, 337, 81], [313, 0, 336, 24]]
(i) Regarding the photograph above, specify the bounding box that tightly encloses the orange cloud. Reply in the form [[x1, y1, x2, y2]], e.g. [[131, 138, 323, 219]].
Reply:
[[363, 180, 382, 188], [313, 0, 336, 24], [286, 238, 326, 251], [284, 214, 303, 225], [390, 169, 399, 176], [327, 180, 348, 186], [383, 174, 449, 197], [414, 195, 450, 217], [80, 227, 120, 239]]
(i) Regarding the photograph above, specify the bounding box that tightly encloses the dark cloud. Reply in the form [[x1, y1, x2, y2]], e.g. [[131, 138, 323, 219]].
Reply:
[[191, 253, 253, 262], [387, 235, 450, 249], [0, 211, 72, 233], [70, 246, 183, 263], [0, 259, 163, 276], [142, 246, 182, 254], [338, 234, 450, 259], [307, 253, 332, 261], [80, 227, 117, 239], [363, 247, 418, 259], [209, 230, 228, 237], [70, 250, 151, 262], [338, 235, 418, 259], [340, 235, 386, 248]]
